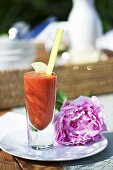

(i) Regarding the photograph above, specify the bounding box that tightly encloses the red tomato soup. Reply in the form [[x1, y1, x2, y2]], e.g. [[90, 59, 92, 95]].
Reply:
[[24, 71, 57, 130]]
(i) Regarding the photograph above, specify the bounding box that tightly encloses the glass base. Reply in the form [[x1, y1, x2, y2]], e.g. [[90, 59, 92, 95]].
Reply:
[[27, 119, 54, 150]]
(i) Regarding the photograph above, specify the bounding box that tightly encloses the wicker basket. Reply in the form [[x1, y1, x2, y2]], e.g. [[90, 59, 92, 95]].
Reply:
[[0, 58, 113, 109]]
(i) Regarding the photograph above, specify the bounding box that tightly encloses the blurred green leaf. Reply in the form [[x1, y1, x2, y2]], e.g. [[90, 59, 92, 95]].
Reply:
[[56, 91, 67, 111]]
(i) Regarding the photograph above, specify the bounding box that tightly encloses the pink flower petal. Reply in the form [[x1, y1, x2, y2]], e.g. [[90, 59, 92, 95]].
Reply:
[[55, 96, 107, 145]]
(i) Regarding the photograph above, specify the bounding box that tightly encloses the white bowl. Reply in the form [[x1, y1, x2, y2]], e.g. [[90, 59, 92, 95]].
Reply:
[[0, 39, 36, 68], [0, 49, 35, 56], [0, 58, 33, 70], [0, 39, 36, 50]]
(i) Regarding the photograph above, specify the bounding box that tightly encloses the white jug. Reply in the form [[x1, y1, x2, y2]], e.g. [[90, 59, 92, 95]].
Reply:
[[68, 0, 103, 51]]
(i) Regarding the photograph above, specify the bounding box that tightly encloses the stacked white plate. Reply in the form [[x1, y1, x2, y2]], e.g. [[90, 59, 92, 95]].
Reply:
[[0, 38, 36, 70]]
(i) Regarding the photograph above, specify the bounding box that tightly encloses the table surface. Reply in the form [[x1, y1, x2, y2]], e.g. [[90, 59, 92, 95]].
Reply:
[[0, 110, 64, 170]]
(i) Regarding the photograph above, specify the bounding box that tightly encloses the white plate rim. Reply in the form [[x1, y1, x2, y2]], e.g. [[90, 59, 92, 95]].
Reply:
[[0, 130, 108, 162]]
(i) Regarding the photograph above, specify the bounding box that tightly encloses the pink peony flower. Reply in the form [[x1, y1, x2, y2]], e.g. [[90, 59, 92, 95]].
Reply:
[[55, 96, 107, 145]]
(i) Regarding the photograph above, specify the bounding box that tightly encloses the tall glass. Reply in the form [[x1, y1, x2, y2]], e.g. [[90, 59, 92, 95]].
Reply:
[[23, 71, 57, 150]]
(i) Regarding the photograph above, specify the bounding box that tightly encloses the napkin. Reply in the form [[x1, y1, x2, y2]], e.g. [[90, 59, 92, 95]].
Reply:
[[0, 111, 26, 140]]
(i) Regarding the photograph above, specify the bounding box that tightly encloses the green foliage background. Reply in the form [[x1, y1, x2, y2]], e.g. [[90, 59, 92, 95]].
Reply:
[[0, 0, 113, 34], [95, 0, 113, 32], [0, 0, 72, 34]]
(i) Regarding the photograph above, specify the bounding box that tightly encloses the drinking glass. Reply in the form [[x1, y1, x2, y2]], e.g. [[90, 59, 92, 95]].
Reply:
[[23, 71, 57, 150]]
